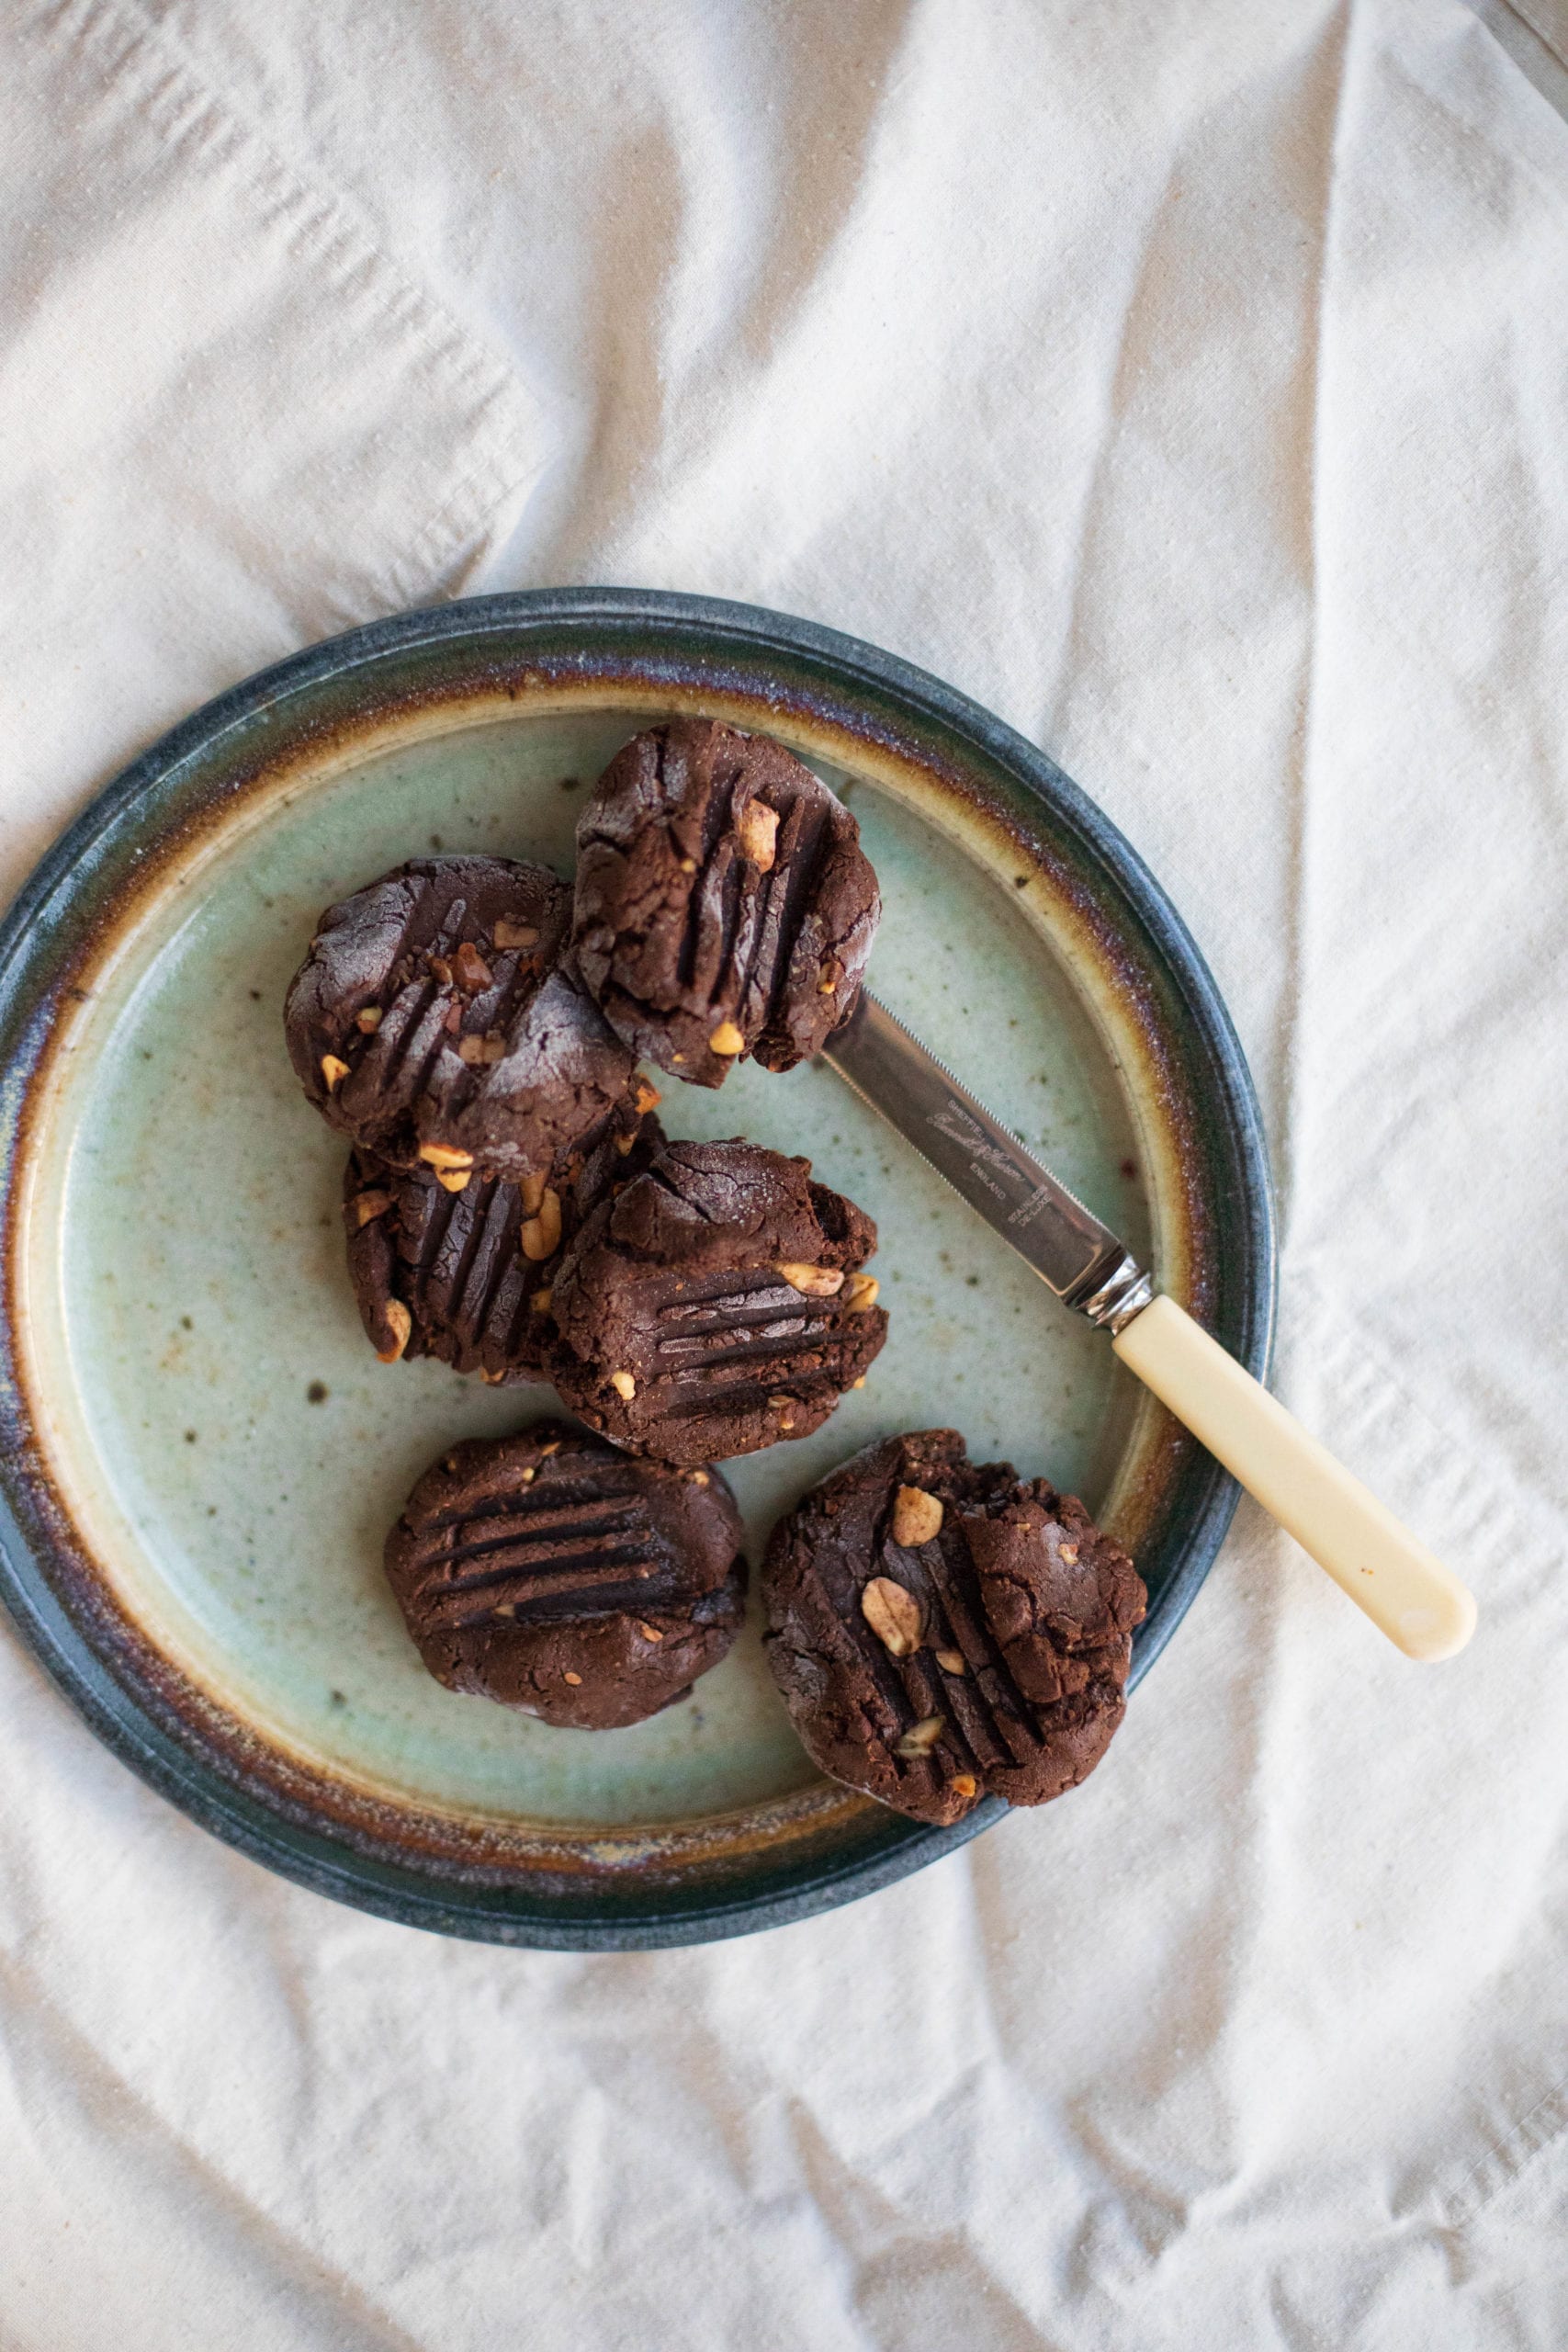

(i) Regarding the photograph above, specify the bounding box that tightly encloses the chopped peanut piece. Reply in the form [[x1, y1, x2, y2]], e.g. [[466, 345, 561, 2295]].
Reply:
[[861, 1577, 925, 1658], [734, 798, 779, 871], [521, 1188, 562, 1261], [891, 1486, 944, 1547], [896, 1715, 945, 1759], [377, 1300, 412, 1363], [451, 941, 492, 993], [774, 1261, 845, 1297]]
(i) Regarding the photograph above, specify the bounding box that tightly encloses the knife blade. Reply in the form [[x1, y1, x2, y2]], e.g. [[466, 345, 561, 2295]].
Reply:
[[820, 987, 1476, 1663], [821, 989, 1153, 1332]]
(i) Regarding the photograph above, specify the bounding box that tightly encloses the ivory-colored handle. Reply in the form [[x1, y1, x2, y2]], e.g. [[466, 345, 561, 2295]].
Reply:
[[1111, 1295, 1476, 1661]]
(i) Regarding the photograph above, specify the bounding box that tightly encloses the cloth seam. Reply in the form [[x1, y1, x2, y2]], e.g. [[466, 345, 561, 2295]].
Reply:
[[1287, 1265, 1559, 1568], [1411, 0, 1568, 198], [1436, 2065, 1568, 2227], [1278, 0, 1357, 1250], [1500, 0, 1568, 68], [35, 0, 539, 575]]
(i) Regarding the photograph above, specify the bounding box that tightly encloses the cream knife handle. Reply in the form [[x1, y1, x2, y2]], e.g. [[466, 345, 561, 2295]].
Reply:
[[1111, 1295, 1476, 1660]]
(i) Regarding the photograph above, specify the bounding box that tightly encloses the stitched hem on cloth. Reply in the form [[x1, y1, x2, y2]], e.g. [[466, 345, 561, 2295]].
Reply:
[[36, 0, 542, 598]]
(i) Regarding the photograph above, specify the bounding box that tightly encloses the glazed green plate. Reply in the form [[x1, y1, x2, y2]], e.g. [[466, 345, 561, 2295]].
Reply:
[[0, 591, 1273, 1947]]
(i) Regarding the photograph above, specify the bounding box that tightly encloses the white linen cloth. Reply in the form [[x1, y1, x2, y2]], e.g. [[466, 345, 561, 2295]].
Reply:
[[2, 0, 1566, 2341]]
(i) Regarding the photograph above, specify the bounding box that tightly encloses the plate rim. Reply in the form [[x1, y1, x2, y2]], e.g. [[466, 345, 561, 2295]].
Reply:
[[0, 586, 1276, 1948]]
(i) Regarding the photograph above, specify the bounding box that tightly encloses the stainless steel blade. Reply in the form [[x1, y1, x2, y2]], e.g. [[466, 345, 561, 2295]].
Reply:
[[822, 992, 1155, 1331]]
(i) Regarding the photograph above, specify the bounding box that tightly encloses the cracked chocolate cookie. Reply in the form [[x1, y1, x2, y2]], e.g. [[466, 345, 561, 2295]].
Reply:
[[344, 1099, 665, 1383], [571, 718, 881, 1087], [285, 855, 636, 1183], [548, 1138, 888, 1465], [384, 1421, 747, 1728], [762, 1430, 1146, 1826]]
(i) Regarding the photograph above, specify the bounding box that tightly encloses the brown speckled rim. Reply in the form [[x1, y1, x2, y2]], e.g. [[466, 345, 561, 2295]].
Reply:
[[0, 590, 1273, 1949]]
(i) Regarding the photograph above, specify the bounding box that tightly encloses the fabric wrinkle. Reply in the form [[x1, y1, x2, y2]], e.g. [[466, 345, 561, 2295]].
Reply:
[[1266, 0, 1356, 1256]]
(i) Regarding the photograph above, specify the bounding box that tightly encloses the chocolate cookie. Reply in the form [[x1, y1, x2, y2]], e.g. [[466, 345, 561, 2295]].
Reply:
[[571, 718, 881, 1086], [384, 1422, 747, 1728], [344, 1101, 665, 1383], [548, 1139, 888, 1464], [284, 855, 636, 1182], [762, 1430, 1145, 1826]]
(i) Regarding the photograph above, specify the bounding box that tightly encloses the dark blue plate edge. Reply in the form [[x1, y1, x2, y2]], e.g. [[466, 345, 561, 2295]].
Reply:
[[0, 586, 1276, 1950]]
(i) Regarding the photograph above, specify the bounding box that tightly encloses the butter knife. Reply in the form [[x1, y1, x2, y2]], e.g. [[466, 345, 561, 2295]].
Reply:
[[823, 991, 1475, 1661]]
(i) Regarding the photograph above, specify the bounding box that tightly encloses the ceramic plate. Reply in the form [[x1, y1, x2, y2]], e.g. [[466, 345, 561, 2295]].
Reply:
[[0, 591, 1273, 1948]]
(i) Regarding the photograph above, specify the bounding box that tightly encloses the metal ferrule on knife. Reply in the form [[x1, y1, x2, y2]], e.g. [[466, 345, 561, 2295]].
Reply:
[[823, 991, 1155, 1333]]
